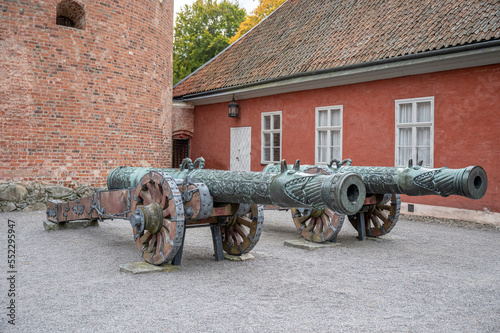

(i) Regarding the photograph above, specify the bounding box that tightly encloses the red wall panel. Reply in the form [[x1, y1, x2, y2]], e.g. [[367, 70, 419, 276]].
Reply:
[[191, 65, 500, 213]]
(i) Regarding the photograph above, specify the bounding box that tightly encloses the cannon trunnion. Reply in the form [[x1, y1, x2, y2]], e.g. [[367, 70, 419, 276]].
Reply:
[[45, 157, 488, 266]]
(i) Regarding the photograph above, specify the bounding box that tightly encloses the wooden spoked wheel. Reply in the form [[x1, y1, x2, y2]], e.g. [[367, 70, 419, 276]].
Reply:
[[289, 166, 345, 243], [131, 172, 185, 265], [348, 194, 401, 237], [291, 208, 345, 242], [221, 204, 264, 255]]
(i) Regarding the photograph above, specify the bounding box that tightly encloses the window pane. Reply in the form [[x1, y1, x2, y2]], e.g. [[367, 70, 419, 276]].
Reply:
[[398, 147, 412, 166], [263, 133, 270, 146], [398, 128, 412, 146], [273, 115, 280, 129], [331, 109, 341, 127], [317, 110, 328, 127], [263, 116, 271, 130], [318, 147, 327, 163], [273, 148, 280, 162], [331, 147, 341, 160], [318, 131, 327, 146], [416, 102, 431, 123], [273, 133, 280, 148], [416, 147, 431, 167], [331, 130, 340, 147], [399, 103, 412, 123], [416, 127, 430, 146], [264, 148, 270, 161]]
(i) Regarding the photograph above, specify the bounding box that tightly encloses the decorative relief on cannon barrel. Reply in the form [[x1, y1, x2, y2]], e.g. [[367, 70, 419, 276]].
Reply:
[[283, 176, 325, 209], [413, 169, 455, 196], [107, 166, 136, 188], [358, 172, 397, 194], [190, 170, 273, 204]]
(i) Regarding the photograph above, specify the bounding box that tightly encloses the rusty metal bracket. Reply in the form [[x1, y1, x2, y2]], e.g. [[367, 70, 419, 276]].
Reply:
[[72, 200, 85, 216]]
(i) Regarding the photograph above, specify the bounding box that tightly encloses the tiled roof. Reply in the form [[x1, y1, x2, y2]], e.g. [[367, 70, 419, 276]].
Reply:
[[173, 0, 500, 98]]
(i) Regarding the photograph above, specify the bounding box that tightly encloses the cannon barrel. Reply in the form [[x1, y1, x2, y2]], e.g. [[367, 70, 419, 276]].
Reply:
[[339, 165, 487, 200], [264, 162, 487, 200], [107, 165, 367, 216]]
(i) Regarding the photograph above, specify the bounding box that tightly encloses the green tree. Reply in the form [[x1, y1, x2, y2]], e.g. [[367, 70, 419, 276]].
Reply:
[[230, 0, 287, 44], [173, 0, 246, 85]]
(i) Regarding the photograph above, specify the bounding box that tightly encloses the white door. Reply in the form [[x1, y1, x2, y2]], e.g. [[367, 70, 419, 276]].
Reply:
[[230, 127, 251, 171]]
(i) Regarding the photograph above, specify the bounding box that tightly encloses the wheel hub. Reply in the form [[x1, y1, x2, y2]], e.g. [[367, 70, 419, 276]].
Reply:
[[129, 202, 163, 234], [310, 209, 324, 218]]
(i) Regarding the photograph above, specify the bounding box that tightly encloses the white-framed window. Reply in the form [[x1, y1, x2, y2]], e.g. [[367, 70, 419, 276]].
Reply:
[[395, 97, 434, 168], [261, 111, 282, 164], [315, 106, 342, 164]]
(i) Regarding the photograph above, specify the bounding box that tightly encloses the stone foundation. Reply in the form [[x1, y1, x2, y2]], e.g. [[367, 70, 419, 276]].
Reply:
[[0, 182, 105, 213]]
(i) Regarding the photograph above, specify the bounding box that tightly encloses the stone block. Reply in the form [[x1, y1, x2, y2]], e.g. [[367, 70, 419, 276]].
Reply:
[[284, 238, 341, 251], [223, 253, 255, 261], [45, 185, 73, 199], [75, 186, 96, 198], [119, 262, 179, 274], [0, 201, 17, 212], [43, 220, 99, 231], [24, 202, 47, 212]]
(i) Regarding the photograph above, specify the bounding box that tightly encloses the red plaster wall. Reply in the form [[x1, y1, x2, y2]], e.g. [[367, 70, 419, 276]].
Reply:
[[172, 103, 194, 137], [0, 0, 173, 186], [191, 65, 500, 213]]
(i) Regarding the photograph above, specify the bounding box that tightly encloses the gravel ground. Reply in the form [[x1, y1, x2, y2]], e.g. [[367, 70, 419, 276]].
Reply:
[[1, 210, 499, 332]]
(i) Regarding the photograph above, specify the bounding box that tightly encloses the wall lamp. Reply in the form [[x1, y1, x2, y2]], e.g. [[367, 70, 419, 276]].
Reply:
[[228, 95, 239, 118]]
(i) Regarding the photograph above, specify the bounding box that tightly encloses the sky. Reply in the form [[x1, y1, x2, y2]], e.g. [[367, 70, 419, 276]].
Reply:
[[174, 0, 259, 18]]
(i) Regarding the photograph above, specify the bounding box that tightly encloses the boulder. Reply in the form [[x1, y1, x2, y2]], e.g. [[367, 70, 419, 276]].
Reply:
[[75, 186, 95, 198], [25, 182, 46, 201], [45, 185, 73, 199], [0, 184, 28, 202]]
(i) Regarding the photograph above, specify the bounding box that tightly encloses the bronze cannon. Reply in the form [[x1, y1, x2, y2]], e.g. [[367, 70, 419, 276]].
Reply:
[[263, 159, 487, 242], [47, 157, 366, 264], [46, 157, 487, 265]]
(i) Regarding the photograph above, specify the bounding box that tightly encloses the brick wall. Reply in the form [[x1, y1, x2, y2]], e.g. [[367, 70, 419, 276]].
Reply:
[[0, 0, 173, 187]]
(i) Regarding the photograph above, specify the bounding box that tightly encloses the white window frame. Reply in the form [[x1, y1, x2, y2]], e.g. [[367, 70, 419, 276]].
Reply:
[[395, 97, 434, 168], [315, 105, 343, 164], [261, 111, 282, 164]]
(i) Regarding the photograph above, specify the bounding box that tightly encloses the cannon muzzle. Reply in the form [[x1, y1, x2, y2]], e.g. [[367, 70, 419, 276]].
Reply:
[[459, 166, 487, 199]]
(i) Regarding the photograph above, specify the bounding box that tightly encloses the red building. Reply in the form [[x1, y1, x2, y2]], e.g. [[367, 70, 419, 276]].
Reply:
[[172, 0, 500, 222]]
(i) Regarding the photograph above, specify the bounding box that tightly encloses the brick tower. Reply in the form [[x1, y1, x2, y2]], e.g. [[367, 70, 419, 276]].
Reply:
[[0, 0, 173, 189]]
